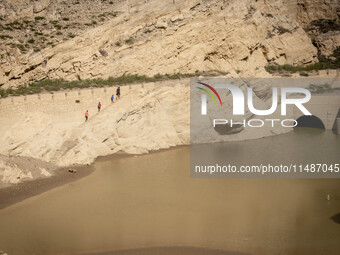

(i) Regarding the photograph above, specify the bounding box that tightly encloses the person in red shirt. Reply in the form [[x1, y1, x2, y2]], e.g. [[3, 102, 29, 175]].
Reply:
[[85, 110, 89, 122], [98, 102, 101, 112]]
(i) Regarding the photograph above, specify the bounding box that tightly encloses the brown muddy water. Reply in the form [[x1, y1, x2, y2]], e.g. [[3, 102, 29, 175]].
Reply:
[[0, 130, 340, 255]]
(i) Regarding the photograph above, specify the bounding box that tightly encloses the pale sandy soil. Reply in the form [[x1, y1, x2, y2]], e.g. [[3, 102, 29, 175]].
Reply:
[[0, 80, 190, 187], [0, 78, 294, 188]]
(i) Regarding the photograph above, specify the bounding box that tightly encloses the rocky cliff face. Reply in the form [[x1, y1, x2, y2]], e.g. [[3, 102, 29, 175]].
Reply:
[[0, 0, 339, 88], [0, 0, 125, 87], [0, 0, 124, 54], [295, 0, 339, 27]]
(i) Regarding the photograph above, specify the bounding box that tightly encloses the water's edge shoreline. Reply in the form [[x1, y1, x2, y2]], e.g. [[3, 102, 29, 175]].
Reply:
[[0, 145, 188, 210], [0, 129, 298, 210], [0, 127, 322, 210], [0, 164, 94, 210]]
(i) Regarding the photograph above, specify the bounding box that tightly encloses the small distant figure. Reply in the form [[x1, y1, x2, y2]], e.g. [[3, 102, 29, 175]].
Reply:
[[111, 94, 114, 103], [85, 110, 89, 122], [116, 86, 121, 100], [98, 102, 101, 112]]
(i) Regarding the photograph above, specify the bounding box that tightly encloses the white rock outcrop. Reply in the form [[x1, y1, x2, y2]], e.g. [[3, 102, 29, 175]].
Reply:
[[0, 0, 328, 88], [0, 81, 292, 185]]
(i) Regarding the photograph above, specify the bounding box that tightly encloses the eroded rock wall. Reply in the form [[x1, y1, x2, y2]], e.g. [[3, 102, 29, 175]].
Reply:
[[2, 0, 335, 88]]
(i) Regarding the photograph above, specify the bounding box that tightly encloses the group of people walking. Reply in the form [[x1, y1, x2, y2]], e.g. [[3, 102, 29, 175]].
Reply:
[[85, 86, 121, 122]]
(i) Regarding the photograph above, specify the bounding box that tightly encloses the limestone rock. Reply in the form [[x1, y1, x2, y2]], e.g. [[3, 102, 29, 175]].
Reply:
[[0, 75, 8, 86], [315, 31, 340, 56], [0, 81, 294, 185], [0, 0, 338, 89], [170, 14, 184, 22], [295, 0, 340, 28], [17, 5, 33, 18], [33, 0, 50, 13], [155, 20, 168, 29]]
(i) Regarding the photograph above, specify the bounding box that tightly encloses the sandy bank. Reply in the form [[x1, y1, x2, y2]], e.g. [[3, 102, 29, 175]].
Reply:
[[0, 146, 186, 210], [0, 78, 293, 188], [0, 164, 94, 210], [0, 80, 190, 187]]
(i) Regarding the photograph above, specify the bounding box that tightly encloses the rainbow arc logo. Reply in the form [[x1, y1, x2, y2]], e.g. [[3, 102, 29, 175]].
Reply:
[[196, 82, 222, 106]]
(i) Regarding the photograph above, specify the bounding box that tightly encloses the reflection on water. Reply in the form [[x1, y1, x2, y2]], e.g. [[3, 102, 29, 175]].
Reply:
[[0, 130, 339, 255], [191, 128, 340, 178]]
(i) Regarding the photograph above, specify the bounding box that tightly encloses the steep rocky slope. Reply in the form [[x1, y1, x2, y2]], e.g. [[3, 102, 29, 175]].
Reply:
[[0, 83, 190, 185], [1, 0, 339, 89], [294, 0, 339, 27], [0, 80, 295, 185], [0, 0, 124, 54]]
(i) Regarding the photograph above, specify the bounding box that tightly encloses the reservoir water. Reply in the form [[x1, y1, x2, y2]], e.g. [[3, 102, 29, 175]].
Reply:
[[0, 129, 339, 255]]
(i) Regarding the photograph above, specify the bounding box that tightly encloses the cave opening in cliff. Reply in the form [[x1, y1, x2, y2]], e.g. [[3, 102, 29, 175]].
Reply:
[[295, 115, 325, 129]]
